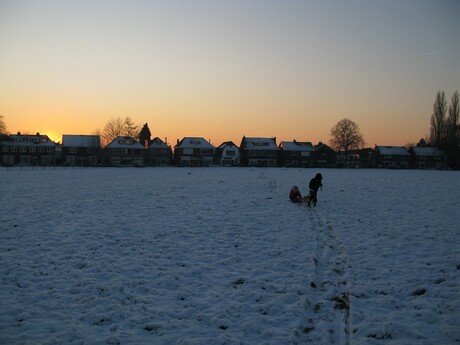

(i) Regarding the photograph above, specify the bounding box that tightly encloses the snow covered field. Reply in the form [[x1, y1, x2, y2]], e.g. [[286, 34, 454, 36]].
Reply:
[[1, 167, 459, 345]]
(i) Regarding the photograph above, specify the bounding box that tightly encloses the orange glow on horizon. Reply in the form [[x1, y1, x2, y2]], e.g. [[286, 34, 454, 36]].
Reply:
[[1, 1, 457, 149]]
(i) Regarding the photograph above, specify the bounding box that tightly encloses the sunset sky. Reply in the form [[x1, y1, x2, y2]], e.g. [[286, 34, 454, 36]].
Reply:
[[1, 0, 459, 147]]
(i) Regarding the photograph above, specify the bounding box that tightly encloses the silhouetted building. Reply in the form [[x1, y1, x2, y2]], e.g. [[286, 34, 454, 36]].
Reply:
[[239, 136, 279, 167], [0, 133, 58, 166], [62, 134, 101, 166], [174, 137, 215, 167]]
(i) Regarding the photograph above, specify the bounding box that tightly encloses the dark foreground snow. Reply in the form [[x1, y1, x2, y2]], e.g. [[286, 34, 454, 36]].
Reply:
[[1, 167, 459, 344]]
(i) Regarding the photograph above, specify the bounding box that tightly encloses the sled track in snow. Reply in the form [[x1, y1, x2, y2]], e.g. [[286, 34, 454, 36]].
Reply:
[[303, 208, 351, 345]]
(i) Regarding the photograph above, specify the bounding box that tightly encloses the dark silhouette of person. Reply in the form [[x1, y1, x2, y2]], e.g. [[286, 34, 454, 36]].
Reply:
[[308, 173, 323, 207]]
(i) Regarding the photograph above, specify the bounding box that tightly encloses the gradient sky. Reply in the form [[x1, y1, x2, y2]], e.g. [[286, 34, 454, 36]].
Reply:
[[1, 0, 459, 146]]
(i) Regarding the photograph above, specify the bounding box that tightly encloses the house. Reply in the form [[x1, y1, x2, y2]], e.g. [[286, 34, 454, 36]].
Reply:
[[314, 142, 336, 168], [409, 147, 445, 169], [279, 140, 315, 167], [336, 148, 373, 168], [357, 148, 374, 168], [372, 146, 410, 168], [148, 137, 172, 166], [0, 132, 58, 166], [105, 136, 145, 166], [214, 141, 240, 166], [174, 137, 215, 167], [239, 136, 279, 167], [62, 135, 101, 166]]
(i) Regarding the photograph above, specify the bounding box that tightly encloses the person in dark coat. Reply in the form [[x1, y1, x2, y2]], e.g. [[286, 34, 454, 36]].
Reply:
[[308, 173, 323, 207]]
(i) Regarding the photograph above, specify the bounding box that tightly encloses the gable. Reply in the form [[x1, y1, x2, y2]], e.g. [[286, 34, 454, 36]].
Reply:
[[149, 137, 170, 149]]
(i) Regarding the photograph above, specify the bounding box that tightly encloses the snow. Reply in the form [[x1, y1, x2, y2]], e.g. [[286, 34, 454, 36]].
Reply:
[[1, 167, 459, 344], [280, 142, 315, 152], [242, 138, 278, 149], [176, 138, 214, 149], [62, 135, 100, 147], [375, 146, 410, 156]]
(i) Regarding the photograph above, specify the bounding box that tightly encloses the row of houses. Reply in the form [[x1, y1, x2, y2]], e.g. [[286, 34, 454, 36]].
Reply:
[[0, 133, 446, 169]]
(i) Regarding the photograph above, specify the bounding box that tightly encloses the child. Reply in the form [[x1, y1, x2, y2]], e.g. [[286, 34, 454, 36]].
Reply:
[[289, 186, 302, 203]]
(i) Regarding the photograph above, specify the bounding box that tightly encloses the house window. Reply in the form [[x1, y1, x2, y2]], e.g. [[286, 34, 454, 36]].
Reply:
[[226, 150, 235, 156], [89, 156, 97, 165], [2, 146, 8, 153], [301, 151, 310, 157], [69, 147, 77, 153], [20, 156, 30, 165], [11, 146, 17, 153], [20, 146, 27, 153], [201, 149, 211, 155], [113, 149, 120, 154], [42, 156, 51, 165], [183, 148, 193, 155], [46, 147, 53, 153], [3, 155, 14, 164], [29, 146, 36, 153], [119, 138, 133, 145], [384, 154, 392, 159], [38, 147, 44, 153], [66, 157, 76, 165], [122, 149, 128, 154]]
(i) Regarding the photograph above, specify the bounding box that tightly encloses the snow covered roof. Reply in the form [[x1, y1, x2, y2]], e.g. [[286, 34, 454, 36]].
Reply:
[[217, 141, 238, 149], [62, 135, 100, 147], [2, 134, 56, 147], [280, 141, 315, 152], [106, 136, 145, 149], [9, 134, 53, 143], [412, 147, 444, 156], [376, 146, 409, 156], [149, 137, 170, 149], [175, 137, 214, 149], [242, 137, 278, 149]]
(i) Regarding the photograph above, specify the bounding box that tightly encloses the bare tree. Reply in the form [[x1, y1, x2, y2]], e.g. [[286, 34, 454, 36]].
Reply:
[[0, 114, 7, 135], [124, 116, 140, 139], [102, 117, 125, 145], [329, 118, 365, 153], [430, 91, 447, 146], [102, 116, 140, 145]]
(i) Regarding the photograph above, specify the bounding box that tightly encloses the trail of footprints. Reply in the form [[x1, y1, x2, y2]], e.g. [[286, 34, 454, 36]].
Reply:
[[303, 209, 351, 345]]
